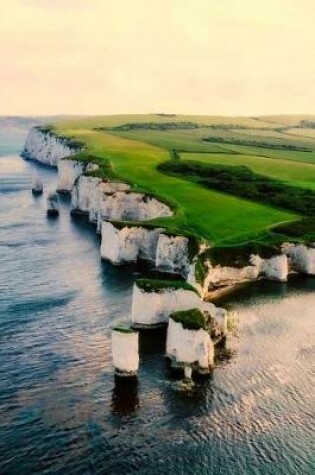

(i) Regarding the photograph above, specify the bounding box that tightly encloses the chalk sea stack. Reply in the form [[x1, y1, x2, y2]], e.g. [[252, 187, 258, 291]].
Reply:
[[166, 308, 215, 375], [111, 325, 139, 377]]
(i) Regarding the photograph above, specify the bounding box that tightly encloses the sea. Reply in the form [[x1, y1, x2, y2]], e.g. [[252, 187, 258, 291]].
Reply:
[[0, 128, 314, 474]]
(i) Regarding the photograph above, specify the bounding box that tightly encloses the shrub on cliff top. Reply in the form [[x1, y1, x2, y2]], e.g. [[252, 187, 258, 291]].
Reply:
[[171, 308, 207, 330], [37, 124, 55, 134], [135, 278, 199, 295], [158, 160, 315, 217]]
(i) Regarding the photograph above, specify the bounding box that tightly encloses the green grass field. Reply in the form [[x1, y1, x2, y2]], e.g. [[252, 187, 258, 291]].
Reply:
[[52, 114, 315, 245], [181, 152, 315, 191]]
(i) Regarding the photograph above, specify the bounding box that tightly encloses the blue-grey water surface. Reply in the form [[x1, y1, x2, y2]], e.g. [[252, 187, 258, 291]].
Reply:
[[0, 129, 314, 475]]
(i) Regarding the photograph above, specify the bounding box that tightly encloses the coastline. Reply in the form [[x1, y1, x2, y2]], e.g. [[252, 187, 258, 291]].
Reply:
[[1, 129, 314, 474], [20, 125, 315, 380]]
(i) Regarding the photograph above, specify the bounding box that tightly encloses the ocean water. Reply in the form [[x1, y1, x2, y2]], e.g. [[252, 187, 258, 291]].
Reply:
[[0, 129, 314, 475]]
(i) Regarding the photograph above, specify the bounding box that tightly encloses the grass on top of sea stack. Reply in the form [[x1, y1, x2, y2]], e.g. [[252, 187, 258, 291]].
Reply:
[[171, 308, 207, 331], [135, 279, 199, 295]]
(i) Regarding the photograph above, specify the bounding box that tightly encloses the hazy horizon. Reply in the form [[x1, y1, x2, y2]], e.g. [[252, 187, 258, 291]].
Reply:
[[1, 0, 315, 116]]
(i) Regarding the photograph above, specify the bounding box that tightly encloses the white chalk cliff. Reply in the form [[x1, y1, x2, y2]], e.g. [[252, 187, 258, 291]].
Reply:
[[22, 127, 78, 166], [197, 262, 259, 291], [98, 192, 172, 222], [101, 222, 162, 265], [187, 252, 291, 298], [71, 175, 103, 219], [131, 285, 202, 326], [100, 223, 192, 272], [57, 159, 99, 192], [155, 234, 190, 277], [166, 318, 214, 373], [71, 176, 172, 231]]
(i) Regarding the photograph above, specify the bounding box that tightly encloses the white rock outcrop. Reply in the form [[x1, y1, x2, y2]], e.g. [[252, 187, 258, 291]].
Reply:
[[71, 177, 172, 233], [131, 285, 201, 327], [71, 175, 103, 219], [71, 177, 132, 227], [101, 222, 162, 265], [22, 127, 78, 166], [131, 282, 227, 333], [166, 318, 214, 373], [250, 254, 289, 281], [188, 261, 259, 294], [57, 159, 99, 193], [155, 234, 190, 277], [101, 223, 193, 271], [282, 243, 315, 275], [188, 250, 292, 297], [99, 192, 172, 222], [111, 328, 139, 376]]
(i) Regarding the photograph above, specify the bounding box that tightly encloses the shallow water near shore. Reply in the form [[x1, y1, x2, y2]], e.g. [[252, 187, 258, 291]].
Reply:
[[0, 129, 314, 474]]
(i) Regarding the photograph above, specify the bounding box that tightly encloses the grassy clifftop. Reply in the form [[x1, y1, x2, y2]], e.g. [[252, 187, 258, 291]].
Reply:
[[50, 114, 315, 246]]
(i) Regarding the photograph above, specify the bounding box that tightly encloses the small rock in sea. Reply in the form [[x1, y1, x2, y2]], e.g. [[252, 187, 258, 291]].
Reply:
[[31, 176, 43, 195], [47, 193, 59, 217]]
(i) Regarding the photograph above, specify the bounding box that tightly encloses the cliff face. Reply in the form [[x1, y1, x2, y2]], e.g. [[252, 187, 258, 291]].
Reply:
[[187, 252, 292, 298], [166, 318, 214, 372], [71, 175, 103, 221], [131, 284, 202, 327], [57, 159, 99, 193], [100, 222, 190, 274], [99, 192, 172, 222], [71, 177, 132, 220], [131, 282, 228, 331], [155, 234, 190, 277], [21, 127, 78, 166], [101, 222, 162, 265]]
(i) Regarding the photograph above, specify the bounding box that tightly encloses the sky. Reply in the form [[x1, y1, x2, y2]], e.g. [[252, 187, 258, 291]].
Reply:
[[0, 0, 314, 116]]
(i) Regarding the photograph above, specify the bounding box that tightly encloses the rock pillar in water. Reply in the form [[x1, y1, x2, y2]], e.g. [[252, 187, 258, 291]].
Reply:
[[111, 326, 139, 377], [166, 309, 214, 375]]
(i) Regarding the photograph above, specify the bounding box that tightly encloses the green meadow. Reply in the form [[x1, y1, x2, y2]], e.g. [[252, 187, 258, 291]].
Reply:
[[53, 114, 315, 245], [181, 152, 315, 191]]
